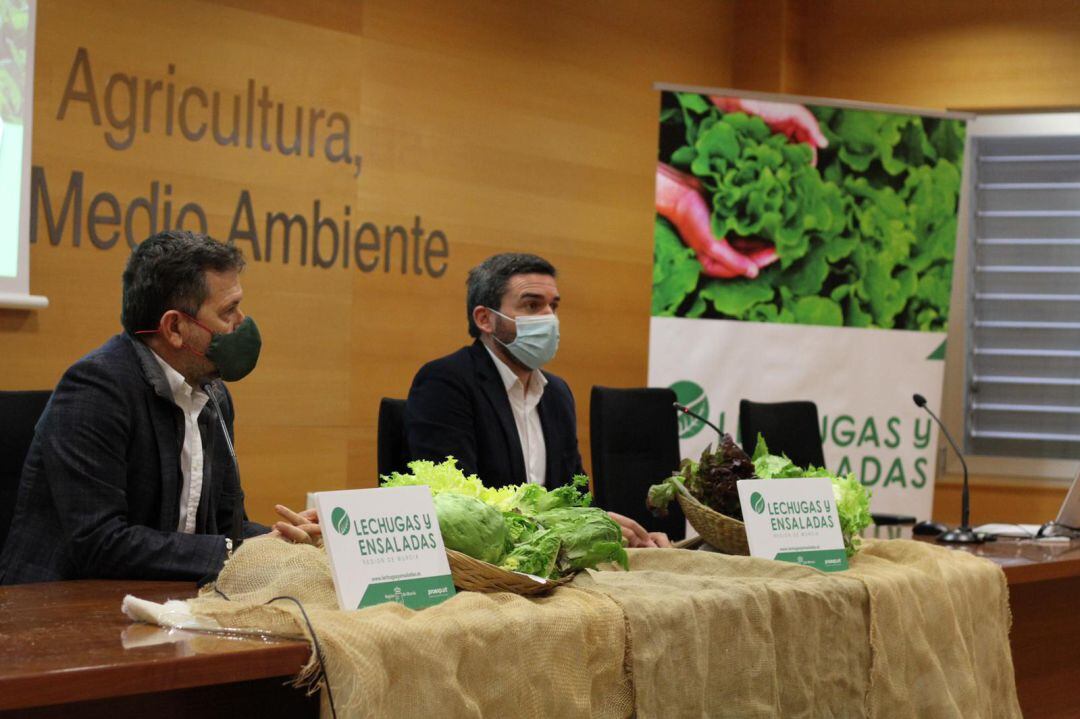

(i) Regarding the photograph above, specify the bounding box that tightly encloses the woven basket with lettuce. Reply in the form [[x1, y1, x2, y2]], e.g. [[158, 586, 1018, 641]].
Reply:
[[648, 434, 872, 557], [381, 459, 629, 595]]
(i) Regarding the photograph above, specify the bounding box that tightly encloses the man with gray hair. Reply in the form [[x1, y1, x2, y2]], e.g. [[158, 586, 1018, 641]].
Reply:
[[406, 252, 668, 548], [1, 230, 318, 584]]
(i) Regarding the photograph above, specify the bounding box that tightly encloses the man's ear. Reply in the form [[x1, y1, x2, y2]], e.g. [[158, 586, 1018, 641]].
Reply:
[[159, 310, 185, 349], [472, 305, 495, 335]]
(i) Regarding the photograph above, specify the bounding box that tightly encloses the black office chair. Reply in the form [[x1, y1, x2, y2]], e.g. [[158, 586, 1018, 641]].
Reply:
[[0, 390, 52, 552], [590, 386, 686, 540], [738, 398, 914, 535], [739, 399, 826, 468], [377, 397, 411, 479]]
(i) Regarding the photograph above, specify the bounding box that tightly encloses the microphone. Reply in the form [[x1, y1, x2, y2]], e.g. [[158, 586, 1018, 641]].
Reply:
[[912, 393, 987, 544], [673, 401, 723, 436], [203, 382, 244, 549]]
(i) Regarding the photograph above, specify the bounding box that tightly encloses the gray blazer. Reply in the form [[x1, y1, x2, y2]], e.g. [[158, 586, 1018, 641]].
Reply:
[[0, 333, 266, 584]]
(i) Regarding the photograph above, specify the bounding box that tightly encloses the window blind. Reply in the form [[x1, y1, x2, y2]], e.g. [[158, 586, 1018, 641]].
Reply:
[[966, 134, 1080, 459]]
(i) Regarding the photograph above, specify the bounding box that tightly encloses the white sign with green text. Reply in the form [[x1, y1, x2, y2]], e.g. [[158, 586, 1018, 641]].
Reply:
[[737, 477, 848, 571], [650, 318, 944, 522], [316, 487, 455, 610]]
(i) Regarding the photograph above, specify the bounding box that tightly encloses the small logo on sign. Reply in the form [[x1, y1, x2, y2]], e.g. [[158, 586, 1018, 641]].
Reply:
[[331, 507, 351, 535], [750, 491, 766, 514], [670, 380, 710, 439]]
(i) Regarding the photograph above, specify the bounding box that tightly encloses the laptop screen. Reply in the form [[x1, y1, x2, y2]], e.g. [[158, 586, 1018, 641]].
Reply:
[[1055, 465, 1080, 528]]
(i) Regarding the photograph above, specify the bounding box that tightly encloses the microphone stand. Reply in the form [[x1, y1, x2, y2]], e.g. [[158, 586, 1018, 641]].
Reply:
[[204, 382, 244, 549], [673, 402, 724, 436], [913, 394, 987, 544]]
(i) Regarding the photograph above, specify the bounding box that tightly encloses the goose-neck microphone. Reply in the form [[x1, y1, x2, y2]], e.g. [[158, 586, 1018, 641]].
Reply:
[[913, 393, 986, 544]]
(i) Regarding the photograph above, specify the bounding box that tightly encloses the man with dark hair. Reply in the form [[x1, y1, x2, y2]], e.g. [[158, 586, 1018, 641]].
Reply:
[[0, 231, 317, 585], [406, 252, 668, 547]]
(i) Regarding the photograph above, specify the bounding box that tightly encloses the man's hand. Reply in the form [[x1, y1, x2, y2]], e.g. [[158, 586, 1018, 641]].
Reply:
[[710, 97, 829, 165], [608, 511, 671, 549], [267, 505, 322, 546], [656, 163, 779, 279], [647, 531, 672, 548]]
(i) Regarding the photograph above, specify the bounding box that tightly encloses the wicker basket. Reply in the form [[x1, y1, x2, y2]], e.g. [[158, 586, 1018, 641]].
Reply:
[[675, 485, 750, 555], [445, 549, 573, 596]]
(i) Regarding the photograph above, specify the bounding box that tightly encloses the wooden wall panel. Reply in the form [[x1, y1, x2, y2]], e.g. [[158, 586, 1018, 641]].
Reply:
[[785, 0, 1080, 109], [9, 0, 1075, 528], [239, 426, 350, 518], [933, 478, 1069, 527], [2, 0, 736, 524]]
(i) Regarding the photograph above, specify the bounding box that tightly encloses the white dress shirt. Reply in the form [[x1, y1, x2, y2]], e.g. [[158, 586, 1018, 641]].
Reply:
[[150, 352, 210, 534], [485, 344, 548, 486]]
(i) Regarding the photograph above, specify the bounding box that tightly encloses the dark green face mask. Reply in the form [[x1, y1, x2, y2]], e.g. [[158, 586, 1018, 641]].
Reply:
[[190, 315, 262, 381]]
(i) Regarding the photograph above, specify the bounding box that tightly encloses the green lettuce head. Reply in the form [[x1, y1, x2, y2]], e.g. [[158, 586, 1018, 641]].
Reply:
[[381, 457, 519, 510], [433, 493, 508, 565], [503, 512, 541, 544], [535, 507, 629, 572], [511, 474, 593, 516], [500, 528, 562, 578]]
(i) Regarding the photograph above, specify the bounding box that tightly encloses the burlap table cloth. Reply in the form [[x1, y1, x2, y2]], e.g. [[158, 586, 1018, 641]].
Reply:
[[186, 537, 1019, 718], [187, 538, 632, 718], [576, 539, 1020, 718]]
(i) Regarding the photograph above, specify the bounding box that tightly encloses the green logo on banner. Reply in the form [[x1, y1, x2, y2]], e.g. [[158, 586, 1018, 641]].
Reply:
[[331, 507, 351, 535], [670, 380, 709, 439], [750, 492, 765, 514], [774, 549, 848, 572], [359, 575, 456, 610]]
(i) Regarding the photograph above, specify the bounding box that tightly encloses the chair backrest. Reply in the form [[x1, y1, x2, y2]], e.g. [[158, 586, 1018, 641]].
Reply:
[[590, 386, 685, 540], [377, 398, 410, 479], [740, 399, 913, 534], [0, 390, 52, 552], [738, 399, 825, 469]]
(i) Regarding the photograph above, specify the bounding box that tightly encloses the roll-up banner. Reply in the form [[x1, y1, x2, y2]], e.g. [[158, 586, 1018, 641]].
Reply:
[[648, 85, 970, 521]]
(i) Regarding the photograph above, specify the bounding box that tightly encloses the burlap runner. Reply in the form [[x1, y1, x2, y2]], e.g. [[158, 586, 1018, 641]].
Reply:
[[575, 549, 872, 718], [576, 539, 1019, 718], [849, 540, 1020, 718], [187, 538, 632, 719], [186, 538, 1019, 719]]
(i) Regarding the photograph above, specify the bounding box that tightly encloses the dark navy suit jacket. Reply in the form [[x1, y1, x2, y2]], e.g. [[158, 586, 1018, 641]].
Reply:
[[0, 333, 265, 585], [405, 341, 585, 489]]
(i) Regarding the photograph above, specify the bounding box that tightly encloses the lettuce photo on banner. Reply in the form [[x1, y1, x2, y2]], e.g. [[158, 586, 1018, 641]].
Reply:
[[652, 91, 965, 331], [0, 0, 30, 122]]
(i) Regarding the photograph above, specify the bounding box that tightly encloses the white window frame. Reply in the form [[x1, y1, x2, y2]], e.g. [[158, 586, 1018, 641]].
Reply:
[[948, 113, 1080, 484]]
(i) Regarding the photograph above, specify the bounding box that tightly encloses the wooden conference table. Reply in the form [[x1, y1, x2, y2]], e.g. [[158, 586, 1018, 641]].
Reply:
[[0, 580, 317, 718], [956, 537, 1080, 719], [1, 539, 1077, 718]]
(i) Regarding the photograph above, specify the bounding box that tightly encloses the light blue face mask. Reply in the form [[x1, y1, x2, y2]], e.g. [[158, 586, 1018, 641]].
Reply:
[[488, 307, 560, 370]]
